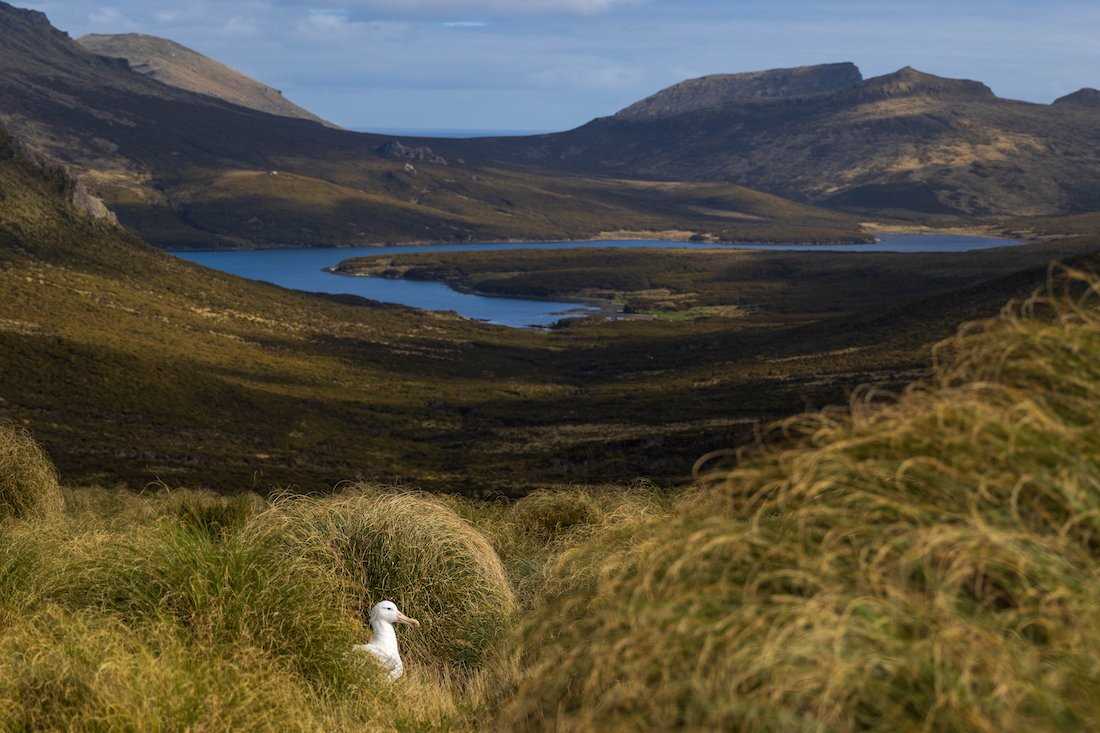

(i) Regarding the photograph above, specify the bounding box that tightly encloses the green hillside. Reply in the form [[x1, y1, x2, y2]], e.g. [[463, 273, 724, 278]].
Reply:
[[5, 240, 1100, 730], [8, 122, 1093, 495]]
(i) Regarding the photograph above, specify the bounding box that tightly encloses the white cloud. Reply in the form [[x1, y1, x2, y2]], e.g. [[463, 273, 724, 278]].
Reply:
[[443, 21, 489, 28], [220, 16, 261, 37], [342, 0, 639, 15], [88, 6, 137, 30], [295, 11, 410, 42]]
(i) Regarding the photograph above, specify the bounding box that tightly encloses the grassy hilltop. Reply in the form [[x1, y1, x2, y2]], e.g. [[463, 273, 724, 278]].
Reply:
[[5, 261, 1100, 729]]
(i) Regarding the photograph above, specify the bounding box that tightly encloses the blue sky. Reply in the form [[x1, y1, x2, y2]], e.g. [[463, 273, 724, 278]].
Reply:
[[19, 0, 1100, 131]]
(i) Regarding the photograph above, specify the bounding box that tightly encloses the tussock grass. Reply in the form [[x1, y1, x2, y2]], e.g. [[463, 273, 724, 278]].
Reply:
[[59, 485, 268, 532], [496, 269, 1100, 731], [49, 520, 368, 695], [0, 525, 48, 628], [471, 485, 672, 607], [0, 506, 471, 731], [511, 489, 604, 544], [0, 607, 326, 732], [6, 269, 1100, 729], [0, 424, 62, 521], [259, 486, 517, 671]]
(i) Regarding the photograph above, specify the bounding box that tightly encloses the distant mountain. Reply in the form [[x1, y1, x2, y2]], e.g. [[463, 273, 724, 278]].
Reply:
[[0, 3, 864, 248], [450, 65, 1100, 217], [78, 33, 338, 128], [615, 63, 863, 121]]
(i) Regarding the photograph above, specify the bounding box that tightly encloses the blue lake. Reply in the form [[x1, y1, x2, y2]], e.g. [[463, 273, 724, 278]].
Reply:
[[176, 233, 1019, 329]]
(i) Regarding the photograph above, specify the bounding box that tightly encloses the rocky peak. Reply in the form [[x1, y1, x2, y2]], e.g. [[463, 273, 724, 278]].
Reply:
[[614, 62, 864, 121], [0, 1, 78, 61], [858, 67, 995, 101], [0, 1, 152, 83], [1053, 88, 1100, 109], [0, 1, 53, 30]]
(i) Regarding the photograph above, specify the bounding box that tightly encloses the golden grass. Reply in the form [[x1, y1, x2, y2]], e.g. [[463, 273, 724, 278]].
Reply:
[[0, 423, 63, 521], [5, 269, 1100, 729], [0, 607, 326, 732], [495, 268, 1100, 731], [257, 486, 517, 672]]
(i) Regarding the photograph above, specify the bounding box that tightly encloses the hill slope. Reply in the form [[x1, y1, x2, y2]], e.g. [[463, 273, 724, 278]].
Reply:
[[451, 65, 1100, 217], [8, 121, 1094, 492], [1055, 88, 1100, 109], [0, 125, 906, 492], [0, 3, 863, 249], [78, 33, 338, 128]]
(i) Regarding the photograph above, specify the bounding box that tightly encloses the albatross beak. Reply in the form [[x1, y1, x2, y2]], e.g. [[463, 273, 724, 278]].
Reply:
[[395, 612, 420, 627]]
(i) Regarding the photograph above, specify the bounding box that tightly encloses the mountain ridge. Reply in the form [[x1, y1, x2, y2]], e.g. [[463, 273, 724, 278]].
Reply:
[[614, 62, 864, 121], [441, 64, 1100, 217], [77, 33, 339, 128], [0, 3, 865, 249]]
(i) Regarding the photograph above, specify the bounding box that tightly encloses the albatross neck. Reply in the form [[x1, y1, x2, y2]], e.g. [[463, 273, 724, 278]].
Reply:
[[370, 619, 400, 654]]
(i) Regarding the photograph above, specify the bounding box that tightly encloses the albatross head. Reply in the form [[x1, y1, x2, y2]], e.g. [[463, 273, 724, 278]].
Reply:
[[370, 600, 420, 629]]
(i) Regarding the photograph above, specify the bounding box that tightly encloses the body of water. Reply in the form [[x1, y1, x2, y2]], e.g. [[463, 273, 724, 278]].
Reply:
[[176, 233, 1019, 329]]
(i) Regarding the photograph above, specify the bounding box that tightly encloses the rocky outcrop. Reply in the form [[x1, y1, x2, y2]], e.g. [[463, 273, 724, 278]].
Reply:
[[0, 128, 117, 225], [853, 66, 995, 102], [614, 62, 863, 121], [377, 141, 448, 166], [1054, 88, 1100, 109]]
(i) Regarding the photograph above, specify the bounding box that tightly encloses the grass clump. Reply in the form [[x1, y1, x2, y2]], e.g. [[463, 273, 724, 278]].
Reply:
[[263, 486, 517, 672], [0, 486, 485, 731], [0, 424, 62, 521], [0, 607, 326, 732], [173, 490, 265, 540], [53, 520, 367, 695], [495, 269, 1100, 731], [511, 489, 604, 544]]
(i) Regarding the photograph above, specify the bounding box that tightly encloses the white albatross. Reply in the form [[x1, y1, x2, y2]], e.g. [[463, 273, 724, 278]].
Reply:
[[354, 600, 420, 680]]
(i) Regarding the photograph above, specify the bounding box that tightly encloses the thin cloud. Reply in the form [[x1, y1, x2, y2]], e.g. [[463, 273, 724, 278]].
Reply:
[[344, 0, 641, 15], [87, 6, 137, 30], [295, 11, 410, 41]]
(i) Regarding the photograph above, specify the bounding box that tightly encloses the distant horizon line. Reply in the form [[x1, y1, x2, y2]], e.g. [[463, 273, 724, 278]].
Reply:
[[350, 126, 558, 139]]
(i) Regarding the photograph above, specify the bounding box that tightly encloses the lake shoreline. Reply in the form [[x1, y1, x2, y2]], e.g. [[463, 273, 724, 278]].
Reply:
[[177, 233, 1025, 329], [324, 265, 620, 327], [165, 229, 889, 254]]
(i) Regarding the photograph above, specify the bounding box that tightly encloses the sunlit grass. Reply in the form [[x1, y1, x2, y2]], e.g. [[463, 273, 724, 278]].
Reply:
[[497, 269, 1100, 730], [0, 423, 63, 521], [4, 269, 1100, 729]]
